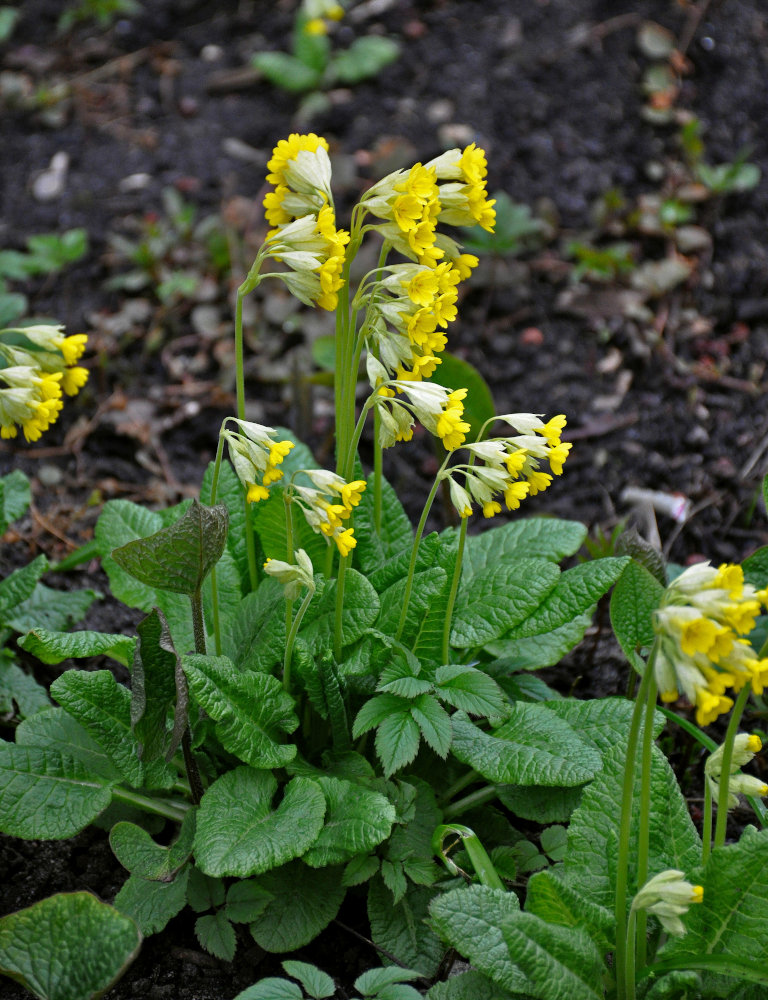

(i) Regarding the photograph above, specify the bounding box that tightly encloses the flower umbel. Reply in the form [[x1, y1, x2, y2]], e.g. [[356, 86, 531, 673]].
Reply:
[[631, 870, 703, 937], [290, 469, 367, 556], [222, 420, 295, 502], [705, 733, 768, 809]]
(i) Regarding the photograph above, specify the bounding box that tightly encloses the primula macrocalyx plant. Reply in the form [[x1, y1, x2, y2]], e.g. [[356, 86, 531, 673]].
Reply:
[[652, 562, 768, 726], [0, 324, 88, 441]]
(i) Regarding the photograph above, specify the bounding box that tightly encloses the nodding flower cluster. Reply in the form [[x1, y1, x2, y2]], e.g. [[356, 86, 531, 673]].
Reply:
[[705, 733, 768, 809], [0, 325, 89, 442], [222, 419, 295, 503], [290, 470, 367, 557], [440, 413, 571, 517], [631, 870, 703, 938], [652, 562, 768, 726]]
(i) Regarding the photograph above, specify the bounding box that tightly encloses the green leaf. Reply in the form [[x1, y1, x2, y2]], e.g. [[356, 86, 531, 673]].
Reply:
[[427, 969, 516, 1000], [19, 628, 135, 667], [15, 707, 122, 783], [225, 880, 273, 923], [248, 862, 346, 952], [327, 35, 400, 85], [194, 769, 326, 877], [462, 518, 586, 575], [434, 664, 507, 719], [0, 743, 114, 838], [351, 472, 414, 575], [0, 657, 50, 719], [659, 827, 768, 973], [234, 979, 303, 1000], [496, 783, 584, 824], [5, 583, 98, 635], [504, 557, 629, 639], [369, 878, 443, 977], [113, 868, 189, 936], [223, 578, 286, 672], [610, 559, 664, 661], [282, 960, 335, 999], [0, 469, 30, 535], [302, 776, 396, 867], [200, 459, 249, 589], [0, 892, 141, 1000], [253, 51, 321, 92], [484, 616, 593, 670], [300, 569, 380, 650], [355, 966, 422, 998], [111, 498, 228, 596], [524, 867, 614, 951], [109, 810, 196, 880], [186, 866, 225, 911], [410, 694, 452, 758], [433, 353, 495, 443], [343, 853, 380, 887], [377, 567, 448, 657], [293, 15, 331, 72], [131, 608, 182, 764], [450, 706, 601, 786], [0, 554, 48, 619], [182, 654, 298, 768], [451, 558, 560, 648], [429, 884, 529, 993], [500, 912, 605, 1000], [196, 911, 236, 961], [50, 670, 145, 787]]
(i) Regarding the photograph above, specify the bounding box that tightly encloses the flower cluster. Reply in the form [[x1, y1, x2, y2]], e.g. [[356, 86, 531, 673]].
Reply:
[[0, 325, 89, 442], [362, 143, 496, 267], [302, 0, 344, 35], [261, 134, 349, 311], [705, 733, 767, 809], [222, 419, 295, 502], [290, 470, 367, 557], [652, 562, 768, 726], [264, 549, 315, 600], [359, 256, 477, 382], [371, 374, 471, 453], [631, 870, 703, 937], [441, 413, 571, 518]]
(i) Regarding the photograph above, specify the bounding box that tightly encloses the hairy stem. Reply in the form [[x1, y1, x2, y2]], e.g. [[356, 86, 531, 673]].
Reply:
[[713, 683, 752, 848]]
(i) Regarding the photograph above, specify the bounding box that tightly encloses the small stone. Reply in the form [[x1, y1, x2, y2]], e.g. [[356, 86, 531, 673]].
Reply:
[[32, 151, 69, 202], [201, 44, 223, 62], [118, 172, 152, 192], [519, 327, 544, 346], [38, 463, 63, 486]]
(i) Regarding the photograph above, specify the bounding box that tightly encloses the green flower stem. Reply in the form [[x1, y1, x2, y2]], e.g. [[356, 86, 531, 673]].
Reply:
[[334, 553, 349, 660], [615, 642, 657, 1000], [111, 787, 190, 823], [442, 513, 469, 663], [440, 769, 480, 804], [374, 405, 383, 534], [442, 784, 498, 821], [207, 428, 228, 656], [284, 584, 315, 695], [395, 454, 452, 642], [635, 671, 658, 973], [702, 778, 713, 865], [714, 682, 752, 849], [284, 494, 295, 641], [625, 908, 638, 1000], [334, 238, 361, 475], [234, 284, 258, 590], [184, 588, 206, 805]]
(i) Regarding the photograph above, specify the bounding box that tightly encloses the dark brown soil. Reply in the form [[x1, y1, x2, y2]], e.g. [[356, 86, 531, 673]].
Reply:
[[2, 0, 768, 996]]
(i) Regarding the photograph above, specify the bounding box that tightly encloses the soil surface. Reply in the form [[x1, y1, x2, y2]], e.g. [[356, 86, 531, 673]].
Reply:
[[1, 0, 768, 996]]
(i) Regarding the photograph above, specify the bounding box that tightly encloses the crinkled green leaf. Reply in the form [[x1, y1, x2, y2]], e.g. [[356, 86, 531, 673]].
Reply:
[[183, 654, 298, 768], [0, 742, 114, 839], [377, 567, 448, 656], [462, 519, 586, 576], [0, 469, 30, 535], [353, 472, 413, 574], [0, 657, 50, 719], [111, 498, 228, 596], [525, 867, 614, 950], [131, 608, 181, 763], [450, 706, 601, 786], [369, 878, 442, 977], [223, 578, 286, 672], [16, 707, 122, 783], [368, 533, 443, 595], [497, 783, 584, 824], [0, 891, 141, 1000], [610, 559, 664, 662], [427, 968, 516, 1000], [282, 960, 335, 999], [110, 810, 196, 880], [248, 862, 346, 952], [0, 554, 47, 619], [484, 615, 593, 670], [505, 557, 629, 639], [5, 582, 97, 635], [302, 776, 396, 867], [19, 628, 135, 667], [500, 912, 605, 1000], [300, 569, 380, 650], [429, 884, 529, 993], [113, 867, 189, 936], [451, 558, 560, 648], [434, 664, 507, 718], [50, 670, 145, 787], [195, 769, 326, 877], [196, 910, 236, 961]]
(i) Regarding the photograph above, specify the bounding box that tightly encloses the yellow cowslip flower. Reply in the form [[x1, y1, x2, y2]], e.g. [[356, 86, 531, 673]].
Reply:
[[290, 469, 366, 557], [304, 17, 327, 34], [223, 420, 295, 503], [631, 870, 703, 937], [705, 733, 767, 809], [436, 389, 470, 451], [0, 363, 66, 442], [652, 561, 768, 726], [448, 477, 473, 518]]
